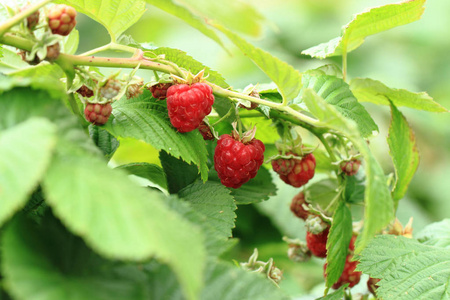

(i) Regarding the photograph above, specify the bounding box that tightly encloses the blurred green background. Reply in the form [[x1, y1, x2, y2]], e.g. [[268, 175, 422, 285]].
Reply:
[[75, 0, 450, 297]]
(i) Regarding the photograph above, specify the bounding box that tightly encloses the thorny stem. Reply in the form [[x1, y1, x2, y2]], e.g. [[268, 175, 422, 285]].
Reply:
[[0, 0, 52, 37], [79, 43, 137, 56]]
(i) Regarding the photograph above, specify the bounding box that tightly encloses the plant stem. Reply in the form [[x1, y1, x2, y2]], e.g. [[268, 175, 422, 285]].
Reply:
[[0, 0, 52, 37], [79, 43, 137, 56], [315, 133, 337, 162]]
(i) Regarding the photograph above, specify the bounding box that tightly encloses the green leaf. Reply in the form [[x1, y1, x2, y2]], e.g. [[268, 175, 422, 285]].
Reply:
[[0, 118, 57, 227], [343, 174, 365, 204], [387, 103, 419, 203], [302, 0, 426, 58], [160, 150, 199, 194], [145, 0, 226, 50], [103, 91, 209, 181], [305, 179, 340, 213], [416, 219, 450, 249], [42, 151, 206, 300], [325, 202, 353, 288], [61, 28, 79, 55], [209, 166, 277, 205], [89, 125, 120, 160], [316, 285, 347, 300], [300, 73, 378, 138], [116, 162, 168, 191], [179, 181, 236, 240], [350, 77, 447, 112], [357, 235, 450, 300], [213, 24, 302, 103], [303, 89, 394, 253], [56, 0, 146, 41], [2, 213, 151, 300]]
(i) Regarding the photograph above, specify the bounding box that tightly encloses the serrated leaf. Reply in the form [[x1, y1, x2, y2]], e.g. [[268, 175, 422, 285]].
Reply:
[[103, 91, 209, 181], [209, 166, 276, 205], [299, 73, 378, 138], [179, 181, 236, 240], [0, 118, 57, 227], [160, 150, 199, 194], [89, 125, 119, 160], [357, 235, 450, 300], [116, 162, 167, 190], [42, 151, 206, 300], [316, 285, 347, 300], [303, 89, 394, 253], [213, 24, 302, 103], [325, 202, 353, 288], [416, 219, 450, 249], [145, 0, 226, 50], [302, 0, 426, 58], [388, 103, 419, 204], [350, 77, 447, 112], [2, 213, 151, 300], [56, 0, 146, 41]]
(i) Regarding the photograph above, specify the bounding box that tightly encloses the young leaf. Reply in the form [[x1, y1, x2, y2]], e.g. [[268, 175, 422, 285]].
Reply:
[[357, 235, 450, 300], [212, 23, 302, 103], [160, 150, 199, 194], [350, 77, 447, 112], [325, 202, 353, 288], [302, 0, 426, 58], [416, 219, 450, 249], [145, 0, 226, 50], [57, 0, 146, 41], [316, 285, 347, 300], [387, 103, 419, 204], [303, 89, 394, 253], [89, 125, 120, 160], [299, 73, 378, 138], [2, 213, 151, 300], [42, 150, 206, 300], [103, 91, 209, 181], [116, 162, 168, 190], [0, 118, 57, 227]]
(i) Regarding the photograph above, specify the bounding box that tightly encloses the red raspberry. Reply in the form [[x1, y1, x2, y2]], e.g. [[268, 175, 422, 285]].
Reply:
[[340, 159, 361, 176], [149, 83, 172, 100], [349, 235, 357, 252], [214, 134, 265, 188], [84, 103, 112, 125], [47, 4, 77, 36], [166, 83, 214, 133], [198, 121, 214, 140], [306, 227, 329, 258], [324, 255, 362, 289], [290, 191, 309, 220], [273, 153, 316, 187], [367, 277, 381, 295]]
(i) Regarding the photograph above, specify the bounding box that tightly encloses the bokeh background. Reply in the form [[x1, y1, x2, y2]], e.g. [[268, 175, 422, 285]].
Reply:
[[75, 0, 450, 297]]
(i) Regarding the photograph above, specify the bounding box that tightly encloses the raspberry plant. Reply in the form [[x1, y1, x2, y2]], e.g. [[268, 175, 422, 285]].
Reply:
[[0, 0, 449, 300]]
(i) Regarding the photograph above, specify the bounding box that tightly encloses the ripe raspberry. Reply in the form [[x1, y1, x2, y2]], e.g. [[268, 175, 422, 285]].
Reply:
[[349, 234, 357, 252], [166, 83, 214, 133], [21, 5, 40, 30], [198, 121, 214, 140], [273, 153, 316, 188], [306, 227, 329, 258], [76, 85, 94, 98], [214, 134, 265, 188], [290, 191, 309, 220], [46, 43, 60, 61], [367, 277, 381, 296], [100, 79, 121, 99], [126, 83, 143, 99], [47, 4, 77, 36], [149, 83, 172, 100], [340, 159, 361, 176], [324, 255, 362, 289], [84, 103, 112, 125]]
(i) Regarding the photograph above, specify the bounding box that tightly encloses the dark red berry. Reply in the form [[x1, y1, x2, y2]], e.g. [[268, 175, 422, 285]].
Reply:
[[324, 255, 362, 289], [84, 103, 112, 125], [273, 153, 316, 188], [306, 227, 329, 258], [290, 191, 309, 220], [166, 83, 214, 133], [214, 134, 265, 189], [149, 83, 172, 100], [76, 85, 94, 98], [47, 4, 77, 36], [21, 5, 40, 30], [340, 159, 361, 176], [198, 121, 214, 140], [367, 277, 381, 295]]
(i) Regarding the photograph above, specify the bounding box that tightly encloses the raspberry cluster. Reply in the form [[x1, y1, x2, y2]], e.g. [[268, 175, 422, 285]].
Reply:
[[84, 103, 113, 125], [272, 152, 316, 188], [47, 4, 77, 36]]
